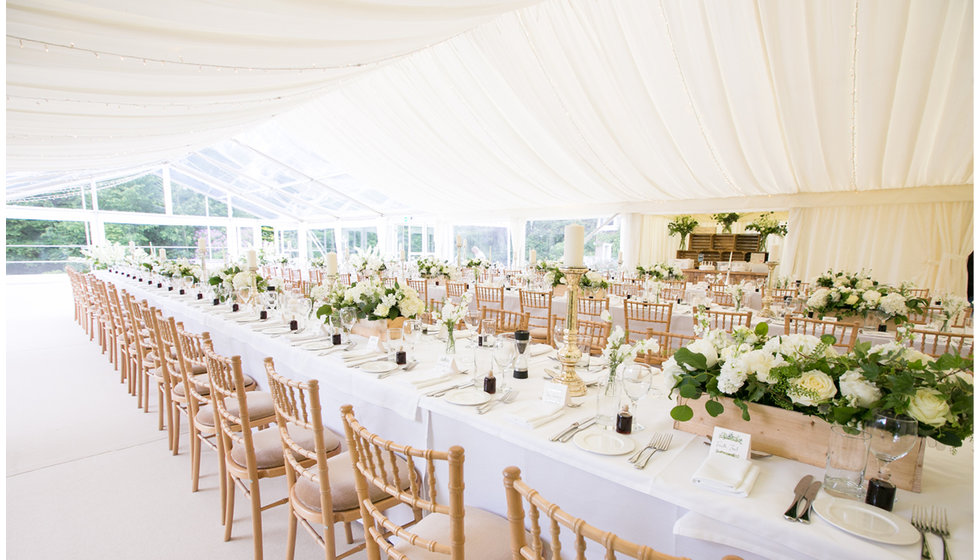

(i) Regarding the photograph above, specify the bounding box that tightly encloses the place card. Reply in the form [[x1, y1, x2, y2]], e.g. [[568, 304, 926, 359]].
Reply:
[[709, 426, 751, 460], [367, 335, 381, 352], [541, 382, 570, 407]]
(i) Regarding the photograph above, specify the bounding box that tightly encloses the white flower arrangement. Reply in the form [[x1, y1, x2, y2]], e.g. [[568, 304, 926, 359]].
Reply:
[[636, 263, 684, 281], [806, 270, 927, 323], [580, 270, 609, 291], [435, 293, 472, 331], [602, 326, 659, 383], [724, 281, 747, 310], [938, 294, 971, 330], [314, 278, 424, 322], [79, 242, 128, 270], [349, 247, 387, 275]]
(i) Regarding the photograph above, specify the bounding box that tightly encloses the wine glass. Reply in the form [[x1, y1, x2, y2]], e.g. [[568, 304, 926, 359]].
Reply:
[[339, 307, 357, 343], [403, 319, 422, 353], [493, 335, 517, 385], [868, 410, 918, 482], [620, 363, 653, 431]]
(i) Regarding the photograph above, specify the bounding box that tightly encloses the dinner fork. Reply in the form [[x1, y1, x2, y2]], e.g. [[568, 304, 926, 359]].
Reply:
[[910, 506, 933, 560], [628, 434, 660, 463], [477, 387, 515, 414], [926, 507, 951, 560], [634, 433, 673, 469]]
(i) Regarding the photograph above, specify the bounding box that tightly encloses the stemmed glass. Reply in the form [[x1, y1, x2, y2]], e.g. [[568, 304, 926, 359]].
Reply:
[[620, 363, 653, 431], [868, 410, 918, 482], [403, 319, 422, 353], [339, 307, 357, 344], [493, 336, 517, 385]]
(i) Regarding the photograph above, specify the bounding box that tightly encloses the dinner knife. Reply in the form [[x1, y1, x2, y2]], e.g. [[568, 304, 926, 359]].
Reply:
[[796, 481, 822, 524], [551, 419, 587, 442], [559, 418, 596, 443], [783, 475, 814, 521]]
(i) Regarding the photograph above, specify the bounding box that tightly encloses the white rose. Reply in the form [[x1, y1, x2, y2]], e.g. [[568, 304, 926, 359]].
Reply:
[[857, 278, 875, 290], [845, 293, 859, 306], [662, 357, 685, 389], [839, 370, 882, 407], [788, 370, 838, 406], [717, 360, 747, 394], [741, 350, 784, 384], [685, 338, 719, 368], [907, 388, 950, 427], [232, 271, 252, 290]]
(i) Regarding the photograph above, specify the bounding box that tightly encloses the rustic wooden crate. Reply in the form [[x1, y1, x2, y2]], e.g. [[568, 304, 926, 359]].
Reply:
[[674, 395, 924, 492]]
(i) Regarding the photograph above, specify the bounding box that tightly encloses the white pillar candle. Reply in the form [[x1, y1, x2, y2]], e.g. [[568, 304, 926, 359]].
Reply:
[[159, 248, 166, 260], [769, 243, 781, 262], [618, 251, 623, 263], [456, 235, 463, 246], [326, 252, 338, 275], [563, 224, 585, 267], [247, 249, 257, 269], [529, 249, 537, 266], [198, 238, 207, 254]]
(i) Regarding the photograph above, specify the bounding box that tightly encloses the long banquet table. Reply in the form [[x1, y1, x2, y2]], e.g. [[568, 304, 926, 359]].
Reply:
[[107, 272, 973, 560]]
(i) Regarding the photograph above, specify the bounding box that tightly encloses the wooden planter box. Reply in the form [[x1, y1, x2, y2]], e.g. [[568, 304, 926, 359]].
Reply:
[[674, 396, 925, 492], [352, 317, 406, 340]]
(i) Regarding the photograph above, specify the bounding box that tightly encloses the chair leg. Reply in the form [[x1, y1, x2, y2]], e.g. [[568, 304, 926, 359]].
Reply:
[[249, 480, 264, 560], [285, 511, 297, 560], [344, 521, 354, 544], [171, 407, 181, 455], [224, 474, 236, 541], [157, 385, 165, 431], [218, 445, 228, 524]]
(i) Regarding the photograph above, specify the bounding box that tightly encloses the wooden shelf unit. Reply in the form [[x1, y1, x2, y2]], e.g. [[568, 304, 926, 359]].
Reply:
[[678, 233, 760, 262]]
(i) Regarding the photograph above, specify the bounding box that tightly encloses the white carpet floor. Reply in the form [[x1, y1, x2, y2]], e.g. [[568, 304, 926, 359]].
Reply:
[[6, 274, 369, 560]]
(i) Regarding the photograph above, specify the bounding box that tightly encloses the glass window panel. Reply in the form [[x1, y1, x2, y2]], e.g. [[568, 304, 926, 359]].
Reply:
[[7, 187, 85, 210], [6, 218, 87, 274], [454, 225, 509, 265], [208, 196, 229, 217], [104, 223, 225, 260], [308, 229, 335, 257], [280, 230, 299, 258], [525, 218, 621, 268], [239, 226, 256, 252], [96, 173, 165, 213], [171, 181, 207, 216], [341, 227, 377, 253]]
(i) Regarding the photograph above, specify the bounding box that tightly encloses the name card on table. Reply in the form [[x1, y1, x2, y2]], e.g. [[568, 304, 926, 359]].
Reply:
[[367, 336, 381, 352], [710, 426, 751, 460], [541, 382, 570, 407]]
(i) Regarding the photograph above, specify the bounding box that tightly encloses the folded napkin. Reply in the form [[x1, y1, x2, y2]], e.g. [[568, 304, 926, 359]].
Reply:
[[455, 330, 476, 339], [342, 350, 380, 362], [504, 402, 564, 429], [528, 344, 553, 357], [691, 454, 760, 497], [406, 371, 459, 389]]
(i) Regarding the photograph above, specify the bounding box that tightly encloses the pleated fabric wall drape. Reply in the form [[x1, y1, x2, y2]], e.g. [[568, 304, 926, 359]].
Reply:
[[783, 201, 973, 297]]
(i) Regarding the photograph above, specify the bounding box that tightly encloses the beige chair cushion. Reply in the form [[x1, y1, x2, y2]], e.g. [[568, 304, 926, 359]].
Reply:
[[195, 391, 275, 428], [173, 372, 255, 397], [392, 506, 512, 560], [293, 452, 413, 513], [529, 327, 549, 340], [230, 425, 341, 470]]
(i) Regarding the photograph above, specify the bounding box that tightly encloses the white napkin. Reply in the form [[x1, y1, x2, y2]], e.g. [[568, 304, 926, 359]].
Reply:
[[342, 350, 381, 362], [405, 370, 459, 389], [504, 402, 564, 429], [455, 330, 476, 339], [691, 454, 760, 497], [528, 344, 553, 357]]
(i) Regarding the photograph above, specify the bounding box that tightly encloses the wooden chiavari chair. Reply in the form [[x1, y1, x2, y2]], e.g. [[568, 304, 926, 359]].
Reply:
[[623, 301, 673, 344], [480, 308, 530, 334], [446, 281, 468, 304], [662, 284, 686, 302], [503, 466, 714, 560], [340, 405, 512, 560], [906, 288, 930, 301], [519, 289, 554, 345], [707, 285, 735, 307], [642, 329, 698, 366], [577, 296, 609, 323], [904, 328, 974, 358], [609, 282, 639, 298], [123, 297, 157, 411], [783, 315, 858, 352], [767, 288, 798, 300], [552, 317, 611, 356], [703, 309, 752, 333], [266, 359, 403, 560], [382, 277, 398, 289], [339, 273, 353, 287], [149, 309, 184, 452], [205, 347, 283, 560], [407, 278, 429, 308], [310, 268, 324, 284], [475, 284, 505, 311], [174, 327, 222, 494]]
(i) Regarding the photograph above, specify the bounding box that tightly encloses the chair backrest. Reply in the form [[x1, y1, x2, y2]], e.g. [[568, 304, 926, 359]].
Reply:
[[707, 290, 735, 307], [150, 308, 180, 395], [661, 285, 685, 302], [310, 268, 323, 284], [340, 405, 452, 559], [768, 288, 798, 300], [783, 315, 858, 352], [480, 307, 530, 334], [339, 273, 353, 287], [407, 279, 428, 306], [623, 301, 673, 344], [704, 309, 752, 333], [904, 329, 974, 358], [520, 289, 554, 344], [552, 317, 611, 355], [609, 282, 639, 298], [174, 323, 214, 408], [446, 281, 468, 301], [382, 277, 398, 289], [502, 466, 687, 560], [907, 306, 943, 325], [475, 284, 505, 311], [907, 288, 930, 300], [577, 297, 609, 322], [642, 329, 698, 366]]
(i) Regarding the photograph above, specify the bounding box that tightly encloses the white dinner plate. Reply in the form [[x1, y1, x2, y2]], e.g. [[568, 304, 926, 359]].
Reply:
[[444, 389, 491, 406], [235, 316, 263, 323], [259, 326, 292, 335], [361, 361, 398, 374], [572, 429, 635, 456], [812, 494, 919, 545]]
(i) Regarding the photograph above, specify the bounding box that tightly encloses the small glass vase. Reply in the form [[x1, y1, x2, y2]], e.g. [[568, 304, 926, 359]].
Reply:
[[596, 365, 621, 431], [445, 326, 456, 356], [678, 235, 688, 251]]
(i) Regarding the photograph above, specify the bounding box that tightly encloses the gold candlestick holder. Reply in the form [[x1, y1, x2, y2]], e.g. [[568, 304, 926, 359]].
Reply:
[[554, 266, 588, 397], [758, 261, 780, 318]]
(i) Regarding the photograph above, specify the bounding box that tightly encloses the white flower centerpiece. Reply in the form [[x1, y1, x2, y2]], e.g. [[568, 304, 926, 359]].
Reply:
[[434, 293, 473, 355], [805, 270, 928, 329], [938, 294, 971, 331], [314, 278, 425, 338], [724, 281, 748, 311], [79, 242, 128, 270], [665, 322, 973, 482], [579, 270, 609, 296], [602, 326, 659, 382], [349, 247, 387, 278], [636, 263, 684, 281]]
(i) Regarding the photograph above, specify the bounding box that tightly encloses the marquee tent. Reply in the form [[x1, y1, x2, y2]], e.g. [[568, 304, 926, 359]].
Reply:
[[5, 0, 974, 295]]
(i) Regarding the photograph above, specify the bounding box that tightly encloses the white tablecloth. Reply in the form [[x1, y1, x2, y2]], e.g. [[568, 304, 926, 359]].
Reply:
[[108, 272, 974, 560]]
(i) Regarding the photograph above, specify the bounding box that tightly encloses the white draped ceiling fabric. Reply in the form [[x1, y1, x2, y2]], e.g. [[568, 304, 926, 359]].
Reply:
[[6, 0, 974, 294]]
